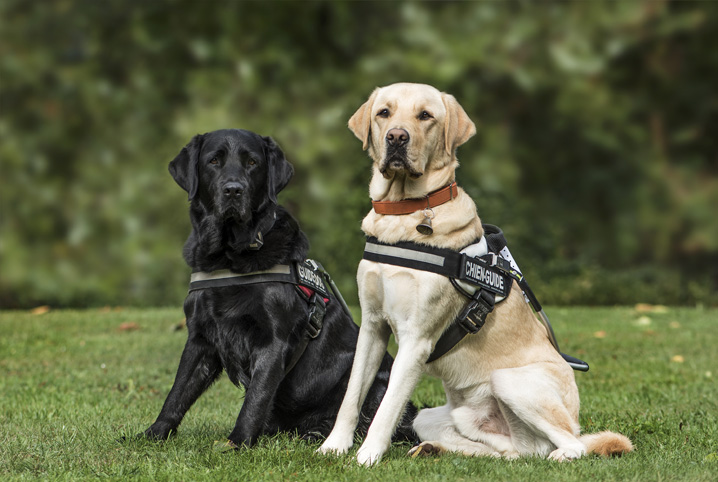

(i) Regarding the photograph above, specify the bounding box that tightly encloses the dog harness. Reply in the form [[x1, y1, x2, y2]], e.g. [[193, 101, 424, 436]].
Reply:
[[189, 259, 351, 375], [363, 225, 589, 371]]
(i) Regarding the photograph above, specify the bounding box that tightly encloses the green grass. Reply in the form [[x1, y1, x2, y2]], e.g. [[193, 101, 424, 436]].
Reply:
[[1, 306, 716, 481]]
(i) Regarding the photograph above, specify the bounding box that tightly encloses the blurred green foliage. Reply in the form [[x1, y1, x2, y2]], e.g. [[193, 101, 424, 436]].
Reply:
[[1, 0, 716, 309]]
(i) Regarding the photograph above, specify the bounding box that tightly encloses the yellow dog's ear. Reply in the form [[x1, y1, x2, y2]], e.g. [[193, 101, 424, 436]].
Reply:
[[441, 92, 476, 157], [348, 88, 379, 151]]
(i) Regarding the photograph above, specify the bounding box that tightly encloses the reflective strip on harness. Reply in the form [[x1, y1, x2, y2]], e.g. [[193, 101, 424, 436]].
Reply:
[[364, 243, 447, 267], [190, 265, 292, 283], [189, 260, 330, 299]]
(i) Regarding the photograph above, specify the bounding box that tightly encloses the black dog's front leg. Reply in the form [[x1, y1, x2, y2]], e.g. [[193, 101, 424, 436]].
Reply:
[[227, 349, 286, 448], [144, 335, 223, 440]]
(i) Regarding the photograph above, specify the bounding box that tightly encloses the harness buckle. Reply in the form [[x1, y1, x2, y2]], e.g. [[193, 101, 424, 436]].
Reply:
[[487, 253, 498, 267], [456, 290, 495, 334], [306, 294, 326, 338], [479, 252, 515, 277], [457, 302, 483, 334]]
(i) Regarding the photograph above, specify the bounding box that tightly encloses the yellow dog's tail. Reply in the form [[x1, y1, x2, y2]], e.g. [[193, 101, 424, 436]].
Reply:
[[580, 431, 634, 456]]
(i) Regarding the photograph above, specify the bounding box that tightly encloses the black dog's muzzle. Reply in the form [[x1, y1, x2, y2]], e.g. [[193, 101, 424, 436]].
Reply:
[[218, 182, 251, 223], [223, 181, 243, 200]]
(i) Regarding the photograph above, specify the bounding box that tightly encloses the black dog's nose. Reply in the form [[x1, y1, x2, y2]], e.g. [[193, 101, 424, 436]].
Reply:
[[386, 128, 410, 146], [223, 182, 243, 198]]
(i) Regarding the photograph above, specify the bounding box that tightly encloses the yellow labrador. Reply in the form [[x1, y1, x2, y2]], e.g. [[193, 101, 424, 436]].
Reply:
[[319, 83, 633, 465]]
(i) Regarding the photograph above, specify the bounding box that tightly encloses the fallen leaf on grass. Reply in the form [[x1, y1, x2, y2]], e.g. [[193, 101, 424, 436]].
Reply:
[[30, 306, 50, 315], [635, 316, 652, 326], [593, 331, 607, 339], [213, 440, 238, 453], [669, 321, 681, 329], [118, 322, 140, 332], [671, 355, 685, 363], [99, 306, 112, 313], [634, 303, 668, 314]]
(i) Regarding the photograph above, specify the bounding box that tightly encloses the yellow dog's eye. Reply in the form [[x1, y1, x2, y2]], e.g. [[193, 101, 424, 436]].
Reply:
[[377, 108, 389, 118], [419, 111, 433, 120]]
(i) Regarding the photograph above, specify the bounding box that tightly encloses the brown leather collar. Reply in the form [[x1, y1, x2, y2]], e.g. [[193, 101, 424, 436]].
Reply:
[[372, 182, 458, 215]]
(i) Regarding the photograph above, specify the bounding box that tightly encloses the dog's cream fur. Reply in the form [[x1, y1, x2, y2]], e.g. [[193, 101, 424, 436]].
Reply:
[[319, 83, 633, 465]]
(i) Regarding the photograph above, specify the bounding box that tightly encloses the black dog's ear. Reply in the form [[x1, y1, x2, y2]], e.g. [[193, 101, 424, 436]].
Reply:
[[169, 134, 204, 200], [263, 136, 294, 204]]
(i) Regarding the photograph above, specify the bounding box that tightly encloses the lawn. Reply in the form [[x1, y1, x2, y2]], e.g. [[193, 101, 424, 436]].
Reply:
[[1, 305, 716, 481]]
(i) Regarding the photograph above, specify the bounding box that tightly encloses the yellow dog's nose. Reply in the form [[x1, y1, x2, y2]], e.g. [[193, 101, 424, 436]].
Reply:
[[386, 128, 409, 146]]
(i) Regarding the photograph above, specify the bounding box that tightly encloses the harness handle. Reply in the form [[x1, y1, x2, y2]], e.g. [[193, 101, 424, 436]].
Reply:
[[310, 260, 353, 319]]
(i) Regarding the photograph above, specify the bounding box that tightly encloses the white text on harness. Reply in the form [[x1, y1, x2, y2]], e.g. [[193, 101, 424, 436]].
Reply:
[[297, 264, 327, 291], [464, 259, 505, 293]]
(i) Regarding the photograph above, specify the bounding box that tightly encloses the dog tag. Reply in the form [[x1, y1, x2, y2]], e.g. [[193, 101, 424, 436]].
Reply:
[[248, 231, 263, 250], [416, 208, 434, 235]]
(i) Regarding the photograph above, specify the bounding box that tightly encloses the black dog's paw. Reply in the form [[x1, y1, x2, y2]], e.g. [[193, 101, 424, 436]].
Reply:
[[116, 429, 167, 445], [141, 423, 176, 441]]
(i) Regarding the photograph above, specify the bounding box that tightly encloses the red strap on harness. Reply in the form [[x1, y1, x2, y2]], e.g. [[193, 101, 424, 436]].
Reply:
[[297, 285, 329, 303]]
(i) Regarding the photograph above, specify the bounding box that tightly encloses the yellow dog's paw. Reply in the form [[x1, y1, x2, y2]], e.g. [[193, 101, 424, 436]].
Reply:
[[548, 446, 585, 462], [317, 433, 353, 455], [409, 441, 446, 458], [356, 443, 386, 466]]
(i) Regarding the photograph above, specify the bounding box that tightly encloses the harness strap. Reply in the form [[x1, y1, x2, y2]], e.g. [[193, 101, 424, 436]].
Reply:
[[284, 294, 326, 375], [283, 260, 354, 375], [189, 261, 330, 299], [189, 265, 294, 291], [427, 289, 495, 363], [364, 236, 512, 298]]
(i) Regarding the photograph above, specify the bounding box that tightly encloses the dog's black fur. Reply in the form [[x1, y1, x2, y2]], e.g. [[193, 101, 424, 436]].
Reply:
[[142, 129, 417, 448]]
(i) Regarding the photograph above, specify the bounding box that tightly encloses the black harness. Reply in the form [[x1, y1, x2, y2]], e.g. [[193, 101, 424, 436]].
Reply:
[[363, 225, 589, 371], [189, 259, 351, 375]]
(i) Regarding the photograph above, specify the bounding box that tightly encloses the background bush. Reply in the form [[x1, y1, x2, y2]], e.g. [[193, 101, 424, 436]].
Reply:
[[1, 0, 716, 308]]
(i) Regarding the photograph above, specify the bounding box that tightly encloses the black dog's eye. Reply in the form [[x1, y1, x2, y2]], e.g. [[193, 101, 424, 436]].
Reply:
[[419, 111, 433, 120], [209, 157, 219, 165], [248, 159, 256, 166], [377, 108, 389, 118]]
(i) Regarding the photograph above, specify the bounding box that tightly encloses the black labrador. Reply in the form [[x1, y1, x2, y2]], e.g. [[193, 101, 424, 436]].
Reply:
[[141, 129, 417, 448]]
